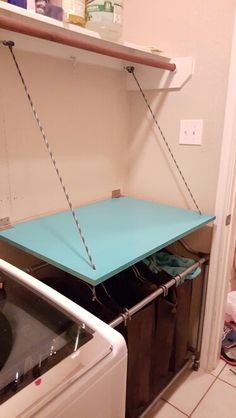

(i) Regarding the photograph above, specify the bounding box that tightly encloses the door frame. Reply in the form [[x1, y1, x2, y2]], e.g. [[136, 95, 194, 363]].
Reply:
[[200, 11, 236, 371]]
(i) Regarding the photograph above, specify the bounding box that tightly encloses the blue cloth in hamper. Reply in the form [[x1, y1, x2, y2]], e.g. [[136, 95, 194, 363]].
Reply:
[[143, 251, 201, 281]]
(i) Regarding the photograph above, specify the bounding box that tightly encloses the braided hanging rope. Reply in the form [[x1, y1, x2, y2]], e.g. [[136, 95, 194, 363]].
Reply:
[[126, 66, 202, 215], [3, 40, 96, 270]]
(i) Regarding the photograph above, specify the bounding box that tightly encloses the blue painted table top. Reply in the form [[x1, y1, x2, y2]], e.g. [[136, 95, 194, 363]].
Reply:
[[0, 197, 215, 284]]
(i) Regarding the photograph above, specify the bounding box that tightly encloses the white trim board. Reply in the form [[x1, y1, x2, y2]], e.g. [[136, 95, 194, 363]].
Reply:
[[200, 9, 236, 371]]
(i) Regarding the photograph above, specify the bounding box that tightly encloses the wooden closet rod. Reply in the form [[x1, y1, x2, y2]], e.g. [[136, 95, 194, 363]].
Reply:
[[109, 255, 209, 328], [0, 15, 176, 71]]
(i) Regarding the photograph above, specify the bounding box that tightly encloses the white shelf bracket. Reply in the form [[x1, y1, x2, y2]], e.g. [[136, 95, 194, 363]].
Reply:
[[126, 56, 194, 91]]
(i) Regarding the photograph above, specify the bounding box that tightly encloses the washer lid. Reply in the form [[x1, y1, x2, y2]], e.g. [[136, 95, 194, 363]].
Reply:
[[0, 274, 112, 408]]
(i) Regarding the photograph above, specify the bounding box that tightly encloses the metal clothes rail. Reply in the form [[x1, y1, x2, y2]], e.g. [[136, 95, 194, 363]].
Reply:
[[109, 255, 209, 328]]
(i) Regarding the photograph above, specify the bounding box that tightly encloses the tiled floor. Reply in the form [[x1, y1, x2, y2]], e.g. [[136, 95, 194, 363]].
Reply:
[[145, 360, 236, 418]]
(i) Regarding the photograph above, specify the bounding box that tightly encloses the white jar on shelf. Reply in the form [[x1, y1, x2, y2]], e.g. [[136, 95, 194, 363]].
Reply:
[[85, 0, 124, 41]]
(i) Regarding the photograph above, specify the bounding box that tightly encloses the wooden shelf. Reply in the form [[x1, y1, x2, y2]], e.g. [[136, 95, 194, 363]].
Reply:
[[0, 197, 215, 285], [0, 2, 175, 70], [0, 2, 194, 88]]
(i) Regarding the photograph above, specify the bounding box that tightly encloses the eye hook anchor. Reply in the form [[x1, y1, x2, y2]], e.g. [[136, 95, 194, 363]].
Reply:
[[2, 40, 15, 50], [125, 65, 135, 74]]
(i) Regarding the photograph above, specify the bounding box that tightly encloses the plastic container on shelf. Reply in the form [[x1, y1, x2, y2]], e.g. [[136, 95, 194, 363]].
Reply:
[[85, 0, 124, 42], [63, 0, 86, 26], [7, 0, 35, 9], [36, 0, 63, 21], [8, 0, 27, 8]]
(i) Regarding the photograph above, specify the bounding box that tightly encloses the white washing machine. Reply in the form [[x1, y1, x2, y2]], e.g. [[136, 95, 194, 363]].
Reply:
[[0, 259, 127, 418]]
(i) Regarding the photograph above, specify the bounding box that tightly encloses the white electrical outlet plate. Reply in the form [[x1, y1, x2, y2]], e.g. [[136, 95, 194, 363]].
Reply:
[[179, 119, 203, 145]]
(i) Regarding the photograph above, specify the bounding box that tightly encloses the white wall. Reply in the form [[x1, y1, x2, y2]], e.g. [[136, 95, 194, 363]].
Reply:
[[123, 0, 236, 214], [0, 46, 129, 223], [1, 1, 235, 222], [1, 1, 236, 261]]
